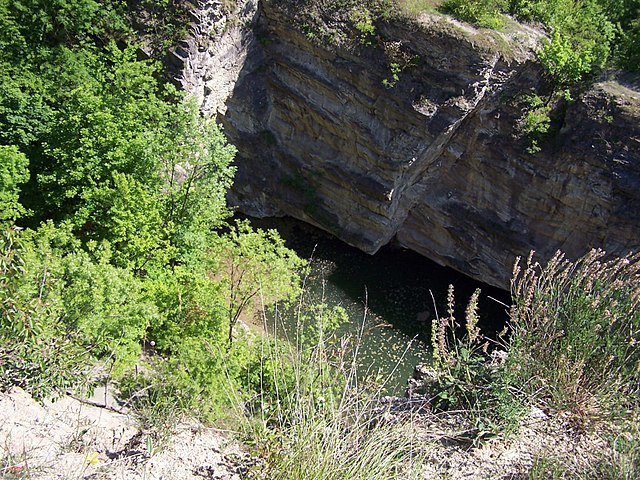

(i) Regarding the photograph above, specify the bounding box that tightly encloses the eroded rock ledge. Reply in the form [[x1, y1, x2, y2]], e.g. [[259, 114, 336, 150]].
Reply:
[[176, 0, 640, 288]]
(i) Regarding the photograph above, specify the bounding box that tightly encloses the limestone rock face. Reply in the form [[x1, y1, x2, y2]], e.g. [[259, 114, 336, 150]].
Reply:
[[397, 77, 640, 285], [175, 1, 640, 288]]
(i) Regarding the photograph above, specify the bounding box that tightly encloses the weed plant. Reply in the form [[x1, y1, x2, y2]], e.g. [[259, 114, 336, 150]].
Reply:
[[428, 286, 525, 438], [427, 248, 640, 443]]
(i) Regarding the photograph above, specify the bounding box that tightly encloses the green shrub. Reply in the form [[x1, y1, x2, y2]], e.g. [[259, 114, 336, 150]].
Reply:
[[349, 7, 377, 44], [121, 336, 248, 423], [217, 220, 306, 346], [0, 146, 28, 223], [0, 223, 154, 397], [441, 0, 506, 28], [618, 18, 640, 71], [518, 93, 552, 154], [510, 0, 617, 84]]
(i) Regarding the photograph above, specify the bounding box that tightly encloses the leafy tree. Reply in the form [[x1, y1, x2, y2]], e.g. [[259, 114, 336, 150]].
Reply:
[[618, 15, 640, 69], [157, 105, 236, 262], [537, 0, 615, 85], [0, 0, 240, 404], [219, 221, 307, 345], [0, 0, 309, 425]]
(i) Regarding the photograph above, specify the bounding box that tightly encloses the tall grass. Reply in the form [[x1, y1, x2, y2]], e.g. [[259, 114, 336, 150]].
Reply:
[[507, 249, 640, 417], [236, 296, 425, 480]]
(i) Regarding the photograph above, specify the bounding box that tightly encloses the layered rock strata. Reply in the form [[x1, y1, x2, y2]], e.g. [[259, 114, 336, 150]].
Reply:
[[176, 1, 640, 288]]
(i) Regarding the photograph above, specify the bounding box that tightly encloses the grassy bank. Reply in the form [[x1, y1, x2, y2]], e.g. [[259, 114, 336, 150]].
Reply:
[[419, 249, 640, 477]]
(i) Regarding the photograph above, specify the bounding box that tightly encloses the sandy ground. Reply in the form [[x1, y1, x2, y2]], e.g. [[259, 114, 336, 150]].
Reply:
[[0, 387, 248, 480], [372, 395, 615, 479]]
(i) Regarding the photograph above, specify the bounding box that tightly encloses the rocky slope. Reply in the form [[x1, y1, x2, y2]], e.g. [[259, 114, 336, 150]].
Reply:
[[176, 0, 640, 288]]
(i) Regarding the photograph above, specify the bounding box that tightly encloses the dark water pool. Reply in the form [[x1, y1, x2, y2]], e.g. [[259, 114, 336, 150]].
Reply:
[[246, 216, 510, 394]]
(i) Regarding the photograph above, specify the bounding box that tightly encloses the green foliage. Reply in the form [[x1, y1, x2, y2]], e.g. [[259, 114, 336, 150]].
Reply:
[[0, 0, 275, 425], [0, 223, 156, 397], [506, 250, 640, 417], [509, 0, 620, 82], [270, 0, 396, 48], [539, 0, 615, 85], [437, 0, 637, 80], [145, 262, 228, 356], [381, 40, 417, 88], [126, 0, 192, 56], [538, 31, 593, 86], [428, 286, 525, 437], [0, 145, 28, 223], [121, 336, 248, 423], [442, 0, 506, 28], [0, 227, 83, 399], [0, 0, 234, 237], [349, 7, 377, 44], [219, 220, 306, 345], [0, 0, 127, 50], [81, 172, 166, 270], [114, 218, 306, 422], [427, 249, 640, 448], [618, 16, 640, 70], [382, 62, 402, 88], [518, 93, 552, 153], [242, 338, 299, 417]]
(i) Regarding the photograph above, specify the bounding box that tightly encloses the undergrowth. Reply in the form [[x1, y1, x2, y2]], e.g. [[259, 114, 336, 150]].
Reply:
[[424, 248, 640, 466], [425, 286, 526, 439]]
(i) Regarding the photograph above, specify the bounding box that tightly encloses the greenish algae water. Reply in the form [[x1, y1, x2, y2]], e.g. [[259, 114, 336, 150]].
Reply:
[[248, 216, 510, 394]]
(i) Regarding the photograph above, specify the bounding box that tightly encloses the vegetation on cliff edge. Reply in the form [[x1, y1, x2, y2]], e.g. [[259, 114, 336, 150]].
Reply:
[[0, 0, 304, 419], [273, 0, 639, 79]]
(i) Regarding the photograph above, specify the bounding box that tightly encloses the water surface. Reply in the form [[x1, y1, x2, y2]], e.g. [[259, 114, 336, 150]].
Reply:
[[248, 216, 510, 393]]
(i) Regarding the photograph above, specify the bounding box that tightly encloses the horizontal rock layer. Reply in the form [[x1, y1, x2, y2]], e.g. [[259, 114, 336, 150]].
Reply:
[[178, 0, 640, 288]]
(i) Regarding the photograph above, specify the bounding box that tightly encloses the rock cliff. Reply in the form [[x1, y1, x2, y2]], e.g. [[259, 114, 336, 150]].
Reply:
[[175, 0, 640, 288]]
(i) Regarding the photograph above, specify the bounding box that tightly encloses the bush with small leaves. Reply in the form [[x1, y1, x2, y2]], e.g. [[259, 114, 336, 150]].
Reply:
[[518, 94, 552, 154], [0, 146, 28, 224], [442, 0, 506, 28]]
